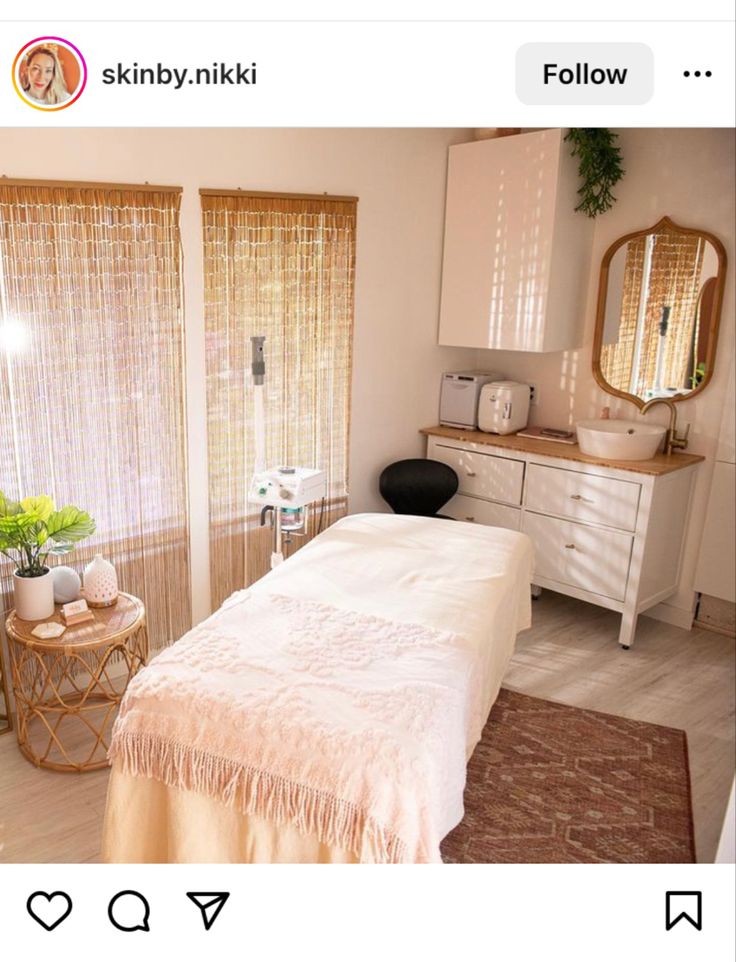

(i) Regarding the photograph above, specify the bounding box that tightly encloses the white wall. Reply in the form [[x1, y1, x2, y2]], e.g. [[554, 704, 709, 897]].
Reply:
[[716, 777, 735, 863], [476, 128, 736, 628], [0, 127, 475, 623]]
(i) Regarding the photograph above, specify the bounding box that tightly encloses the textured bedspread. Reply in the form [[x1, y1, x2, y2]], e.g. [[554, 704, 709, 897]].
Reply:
[[111, 591, 480, 862], [105, 513, 533, 863]]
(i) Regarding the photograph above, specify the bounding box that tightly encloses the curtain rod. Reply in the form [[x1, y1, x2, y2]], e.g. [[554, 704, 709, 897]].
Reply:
[[0, 176, 182, 193], [199, 188, 358, 203]]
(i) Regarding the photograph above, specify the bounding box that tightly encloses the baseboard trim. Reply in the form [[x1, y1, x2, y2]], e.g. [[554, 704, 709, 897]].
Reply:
[[694, 593, 736, 638], [643, 601, 695, 630], [693, 619, 736, 639]]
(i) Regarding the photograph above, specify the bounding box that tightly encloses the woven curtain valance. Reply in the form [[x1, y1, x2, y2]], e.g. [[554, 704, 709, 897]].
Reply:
[[201, 191, 356, 608], [0, 183, 191, 649]]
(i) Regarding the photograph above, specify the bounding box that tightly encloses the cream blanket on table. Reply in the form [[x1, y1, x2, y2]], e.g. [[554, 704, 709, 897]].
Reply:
[[111, 591, 480, 862], [105, 513, 533, 863]]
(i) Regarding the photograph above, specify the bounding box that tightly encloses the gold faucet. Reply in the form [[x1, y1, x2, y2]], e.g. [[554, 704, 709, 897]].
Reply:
[[640, 397, 690, 456]]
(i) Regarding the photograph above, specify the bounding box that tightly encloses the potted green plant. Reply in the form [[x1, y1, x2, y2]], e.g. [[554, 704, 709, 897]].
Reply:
[[564, 128, 625, 218], [0, 491, 96, 621]]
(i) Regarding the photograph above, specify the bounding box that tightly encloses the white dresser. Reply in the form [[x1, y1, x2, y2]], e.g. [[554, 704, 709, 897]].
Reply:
[[423, 427, 704, 648]]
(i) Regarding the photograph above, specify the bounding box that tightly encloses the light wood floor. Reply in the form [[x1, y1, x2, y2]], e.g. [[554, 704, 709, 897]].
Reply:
[[1, 590, 733, 863]]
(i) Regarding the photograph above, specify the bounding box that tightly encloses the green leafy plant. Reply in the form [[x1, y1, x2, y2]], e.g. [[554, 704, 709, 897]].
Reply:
[[0, 491, 96, 577], [690, 361, 706, 388], [565, 128, 625, 218]]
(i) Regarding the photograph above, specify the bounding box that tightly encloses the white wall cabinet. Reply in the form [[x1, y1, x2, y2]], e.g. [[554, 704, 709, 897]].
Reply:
[[426, 432, 700, 648], [438, 129, 594, 352]]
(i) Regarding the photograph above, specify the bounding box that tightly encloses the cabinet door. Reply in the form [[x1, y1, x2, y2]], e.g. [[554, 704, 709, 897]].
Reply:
[[433, 443, 525, 504], [444, 493, 521, 530], [523, 512, 633, 602], [438, 132, 558, 351], [438, 130, 593, 353]]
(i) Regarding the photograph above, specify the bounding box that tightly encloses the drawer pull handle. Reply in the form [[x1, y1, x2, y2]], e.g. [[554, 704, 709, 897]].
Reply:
[[565, 543, 576, 550], [569, 494, 593, 502], [465, 516, 475, 522], [466, 471, 477, 477]]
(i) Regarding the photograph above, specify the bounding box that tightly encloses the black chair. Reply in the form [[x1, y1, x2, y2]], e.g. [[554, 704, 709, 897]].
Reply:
[[379, 458, 459, 518]]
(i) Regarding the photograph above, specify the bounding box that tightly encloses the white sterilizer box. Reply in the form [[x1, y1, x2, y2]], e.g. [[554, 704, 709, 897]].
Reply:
[[440, 371, 504, 429], [478, 381, 531, 435]]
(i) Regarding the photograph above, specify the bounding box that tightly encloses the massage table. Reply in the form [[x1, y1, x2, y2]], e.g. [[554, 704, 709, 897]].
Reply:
[[102, 513, 532, 863]]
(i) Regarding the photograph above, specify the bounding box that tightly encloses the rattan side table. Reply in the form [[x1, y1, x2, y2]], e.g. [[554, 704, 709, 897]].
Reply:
[[6, 592, 147, 772]]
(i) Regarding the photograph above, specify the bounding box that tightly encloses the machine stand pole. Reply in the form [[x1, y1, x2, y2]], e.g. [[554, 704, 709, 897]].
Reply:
[[271, 508, 284, 567]]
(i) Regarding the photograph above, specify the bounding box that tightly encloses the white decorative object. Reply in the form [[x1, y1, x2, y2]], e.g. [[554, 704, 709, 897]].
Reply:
[[13, 568, 55, 621], [51, 566, 82, 604], [83, 554, 118, 608], [31, 622, 66, 640]]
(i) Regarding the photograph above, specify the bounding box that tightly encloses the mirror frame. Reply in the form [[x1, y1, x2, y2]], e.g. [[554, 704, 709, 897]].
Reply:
[[593, 215, 727, 409]]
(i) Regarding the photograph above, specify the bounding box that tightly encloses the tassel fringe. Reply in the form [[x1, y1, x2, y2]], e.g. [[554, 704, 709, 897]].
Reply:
[[109, 730, 407, 864]]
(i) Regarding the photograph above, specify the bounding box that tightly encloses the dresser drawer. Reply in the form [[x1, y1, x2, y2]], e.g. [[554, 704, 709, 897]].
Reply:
[[433, 444, 525, 505], [444, 493, 521, 530], [525, 462, 640, 532], [523, 512, 633, 601]]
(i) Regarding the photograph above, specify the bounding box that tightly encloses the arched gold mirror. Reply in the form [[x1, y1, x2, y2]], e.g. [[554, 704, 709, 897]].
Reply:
[[593, 216, 727, 408]]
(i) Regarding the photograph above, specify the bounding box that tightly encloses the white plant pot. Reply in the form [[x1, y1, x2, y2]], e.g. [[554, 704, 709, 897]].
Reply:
[[83, 554, 119, 608], [13, 568, 55, 621]]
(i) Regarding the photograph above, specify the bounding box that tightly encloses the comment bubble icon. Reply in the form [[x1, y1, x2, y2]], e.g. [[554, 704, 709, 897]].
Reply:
[[107, 890, 151, 933]]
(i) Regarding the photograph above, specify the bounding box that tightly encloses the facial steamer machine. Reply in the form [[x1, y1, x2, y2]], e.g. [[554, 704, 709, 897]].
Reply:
[[247, 336, 327, 568]]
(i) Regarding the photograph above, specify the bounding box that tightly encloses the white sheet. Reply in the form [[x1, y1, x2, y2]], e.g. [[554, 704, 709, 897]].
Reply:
[[103, 513, 532, 862]]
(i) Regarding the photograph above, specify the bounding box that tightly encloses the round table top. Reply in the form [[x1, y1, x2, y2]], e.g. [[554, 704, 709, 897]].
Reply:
[[6, 592, 145, 652]]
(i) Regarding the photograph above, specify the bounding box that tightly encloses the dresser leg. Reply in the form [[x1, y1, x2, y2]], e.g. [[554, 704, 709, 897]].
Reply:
[[618, 608, 638, 649]]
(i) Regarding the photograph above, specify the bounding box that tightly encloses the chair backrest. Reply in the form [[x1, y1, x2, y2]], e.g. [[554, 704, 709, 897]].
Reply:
[[379, 458, 459, 516]]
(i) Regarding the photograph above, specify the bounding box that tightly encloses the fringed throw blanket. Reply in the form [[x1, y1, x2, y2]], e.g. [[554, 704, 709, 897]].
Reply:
[[109, 590, 485, 863]]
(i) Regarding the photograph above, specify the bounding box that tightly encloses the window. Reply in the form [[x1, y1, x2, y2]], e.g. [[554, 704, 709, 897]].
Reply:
[[0, 181, 190, 648], [201, 190, 357, 608], [601, 231, 706, 396]]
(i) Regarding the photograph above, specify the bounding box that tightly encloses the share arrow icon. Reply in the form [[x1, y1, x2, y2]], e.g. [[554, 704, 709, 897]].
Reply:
[[186, 892, 230, 931]]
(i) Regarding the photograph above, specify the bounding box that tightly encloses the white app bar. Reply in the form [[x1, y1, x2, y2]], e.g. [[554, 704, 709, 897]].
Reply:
[[0, 20, 733, 126]]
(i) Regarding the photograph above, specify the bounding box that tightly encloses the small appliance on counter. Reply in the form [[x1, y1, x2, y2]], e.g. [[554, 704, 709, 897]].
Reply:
[[439, 371, 504, 429], [478, 381, 531, 435]]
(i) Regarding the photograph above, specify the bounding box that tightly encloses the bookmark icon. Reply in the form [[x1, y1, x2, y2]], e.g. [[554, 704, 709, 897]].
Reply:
[[665, 891, 703, 931], [186, 892, 230, 931]]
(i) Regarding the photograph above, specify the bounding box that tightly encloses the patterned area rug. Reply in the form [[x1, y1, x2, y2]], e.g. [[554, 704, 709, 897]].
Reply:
[[441, 688, 695, 863]]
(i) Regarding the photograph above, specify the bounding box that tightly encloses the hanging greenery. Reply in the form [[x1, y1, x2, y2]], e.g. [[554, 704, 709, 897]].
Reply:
[[565, 128, 625, 218]]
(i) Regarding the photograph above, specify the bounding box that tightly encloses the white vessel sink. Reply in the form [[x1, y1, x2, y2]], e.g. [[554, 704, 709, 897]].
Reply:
[[576, 419, 666, 461]]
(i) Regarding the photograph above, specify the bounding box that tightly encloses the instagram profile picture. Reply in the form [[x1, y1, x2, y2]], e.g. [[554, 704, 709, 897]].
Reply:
[[12, 37, 87, 111]]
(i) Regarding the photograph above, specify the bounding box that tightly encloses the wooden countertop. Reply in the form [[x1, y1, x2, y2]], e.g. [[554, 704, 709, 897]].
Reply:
[[420, 426, 705, 476]]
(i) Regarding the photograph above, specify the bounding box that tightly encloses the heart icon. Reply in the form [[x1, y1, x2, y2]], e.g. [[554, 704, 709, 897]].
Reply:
[[26, 891, 73, 931]]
